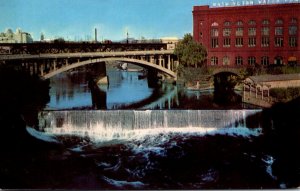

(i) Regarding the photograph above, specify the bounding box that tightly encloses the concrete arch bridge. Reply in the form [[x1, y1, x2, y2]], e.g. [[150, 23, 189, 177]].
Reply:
[[211, 67, 244, 78], [0, 50, 178, 83]]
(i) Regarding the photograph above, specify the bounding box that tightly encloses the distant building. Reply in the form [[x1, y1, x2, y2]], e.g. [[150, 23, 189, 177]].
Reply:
[[160, 37, 179, 50], [0, 28, 33, 43], [193, 3, 300, 67]]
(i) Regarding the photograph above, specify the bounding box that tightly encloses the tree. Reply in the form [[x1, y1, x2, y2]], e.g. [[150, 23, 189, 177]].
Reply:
[[174, 34, 207, 68]]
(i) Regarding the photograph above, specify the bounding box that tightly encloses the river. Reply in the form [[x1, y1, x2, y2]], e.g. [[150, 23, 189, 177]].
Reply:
[[3, 66, 299, 189], [46, 67, 254, 110]]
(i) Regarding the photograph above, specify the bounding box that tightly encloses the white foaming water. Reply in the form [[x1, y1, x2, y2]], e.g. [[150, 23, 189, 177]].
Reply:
[[38, 110, 262, 144], [102, 176, 146, 188], [26, 126, 60, 143], [262, 155, 277, 180]]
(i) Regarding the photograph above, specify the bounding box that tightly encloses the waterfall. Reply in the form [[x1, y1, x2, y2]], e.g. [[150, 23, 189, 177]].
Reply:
[[38, 110, 262, 142]]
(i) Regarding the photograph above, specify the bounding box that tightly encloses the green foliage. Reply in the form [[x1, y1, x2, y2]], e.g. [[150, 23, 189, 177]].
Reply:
[[270, 87, 300, 102], [174, 34, 207, 69], [244, 66, 300, 77], [179, 66, 211, 82]]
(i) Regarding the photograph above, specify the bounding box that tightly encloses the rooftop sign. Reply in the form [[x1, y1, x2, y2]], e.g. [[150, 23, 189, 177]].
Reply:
[[211, 0, 300, 7]]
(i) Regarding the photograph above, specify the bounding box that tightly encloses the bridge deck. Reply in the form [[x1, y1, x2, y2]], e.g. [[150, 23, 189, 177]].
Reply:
[[0, 50, 174, 61]]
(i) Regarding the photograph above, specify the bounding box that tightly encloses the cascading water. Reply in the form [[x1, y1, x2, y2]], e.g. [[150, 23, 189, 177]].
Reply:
[[24, 109, 281, 189], [37, 110, 262, 143]]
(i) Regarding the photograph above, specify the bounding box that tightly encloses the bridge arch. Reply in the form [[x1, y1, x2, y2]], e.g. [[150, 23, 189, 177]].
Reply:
[[42, 57, 177, 80], [211, 68, 241, 77]]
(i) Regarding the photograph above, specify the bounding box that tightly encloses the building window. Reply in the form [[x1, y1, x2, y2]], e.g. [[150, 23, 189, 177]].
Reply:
[[223, 56, 230, 66], [211, 28, 219, 37], [248, 37, 256, 47], [262, 19, 270, 25], [262, 27, 270, 36], [199, 32, 203, 38], [261, 56, 269, 66], [211, 57, 218, 65], [236, 28, 243, 36], [275, 37, 284, 47], [236, 21, 243, 26], [289, 37, 297, 47], [275, 56, 283, 65], [291, 18, 297, 24], [248, 28, 256, 36], [224, 21, 231, 26], [223, 38, 231, 47], [248, 20, 256, 25], [275, 27, 283, 35], [275, 19, 283, 25], [235, 37, 243, 47], [211, 38, 219, 48], [248, 56, 256, 65], [212, 22, 219, 27], [289, 26, 297, 35], [261, 37, 270, 47], [223, 28, 231, 36], [235, 56, 243, 66]]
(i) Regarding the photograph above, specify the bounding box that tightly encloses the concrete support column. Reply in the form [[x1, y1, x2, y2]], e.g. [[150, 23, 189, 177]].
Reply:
[[174, 61, 179, 70], [34, 62, 38, 74], [150, 56, 155, 64], [65, 59, 69, 66], [40, 64, 44, 76], [255, 86, 258, 98], [167, 55, 171, 70], [249, 85, 251, 97], [29, 65, 33, 75], [159, 55, 163, 67], [53, 60, 57, 71]]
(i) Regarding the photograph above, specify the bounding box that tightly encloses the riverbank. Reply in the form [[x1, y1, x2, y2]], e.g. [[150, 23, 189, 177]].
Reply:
[[243, 94, 273, 108]]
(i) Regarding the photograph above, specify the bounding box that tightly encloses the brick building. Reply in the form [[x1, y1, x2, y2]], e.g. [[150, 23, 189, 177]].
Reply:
[[193, 3, 300, 67]]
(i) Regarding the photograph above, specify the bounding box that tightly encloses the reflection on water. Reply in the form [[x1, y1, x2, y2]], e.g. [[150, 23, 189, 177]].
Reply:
[[46, 69, 256, 110], [101, 71, 154, 109], [47, 72, 91, 110]]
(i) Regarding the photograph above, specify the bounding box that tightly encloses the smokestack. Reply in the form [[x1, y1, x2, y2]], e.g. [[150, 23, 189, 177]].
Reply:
[[95, 28, 97, 42]]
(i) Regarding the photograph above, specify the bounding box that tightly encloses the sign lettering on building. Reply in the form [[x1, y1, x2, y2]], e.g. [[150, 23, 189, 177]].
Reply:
[[211, 0, 300, 7]]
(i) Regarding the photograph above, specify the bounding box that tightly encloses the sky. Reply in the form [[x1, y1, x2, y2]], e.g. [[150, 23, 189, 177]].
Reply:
[[0, 0, 212, 41]]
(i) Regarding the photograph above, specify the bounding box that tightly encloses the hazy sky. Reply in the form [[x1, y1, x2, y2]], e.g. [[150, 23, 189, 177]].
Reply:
[[0, 0, 212, 41]]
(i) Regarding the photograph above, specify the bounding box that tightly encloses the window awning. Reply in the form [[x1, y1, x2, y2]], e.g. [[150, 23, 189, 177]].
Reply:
[[288, 56, 297, 62]]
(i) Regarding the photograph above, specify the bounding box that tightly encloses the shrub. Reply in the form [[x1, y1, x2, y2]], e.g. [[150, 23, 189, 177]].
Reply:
[[270, 87, 300, 102]]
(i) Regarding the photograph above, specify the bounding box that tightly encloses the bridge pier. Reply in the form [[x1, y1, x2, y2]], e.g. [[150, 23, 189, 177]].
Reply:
[[95, 62, 108, 85]]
